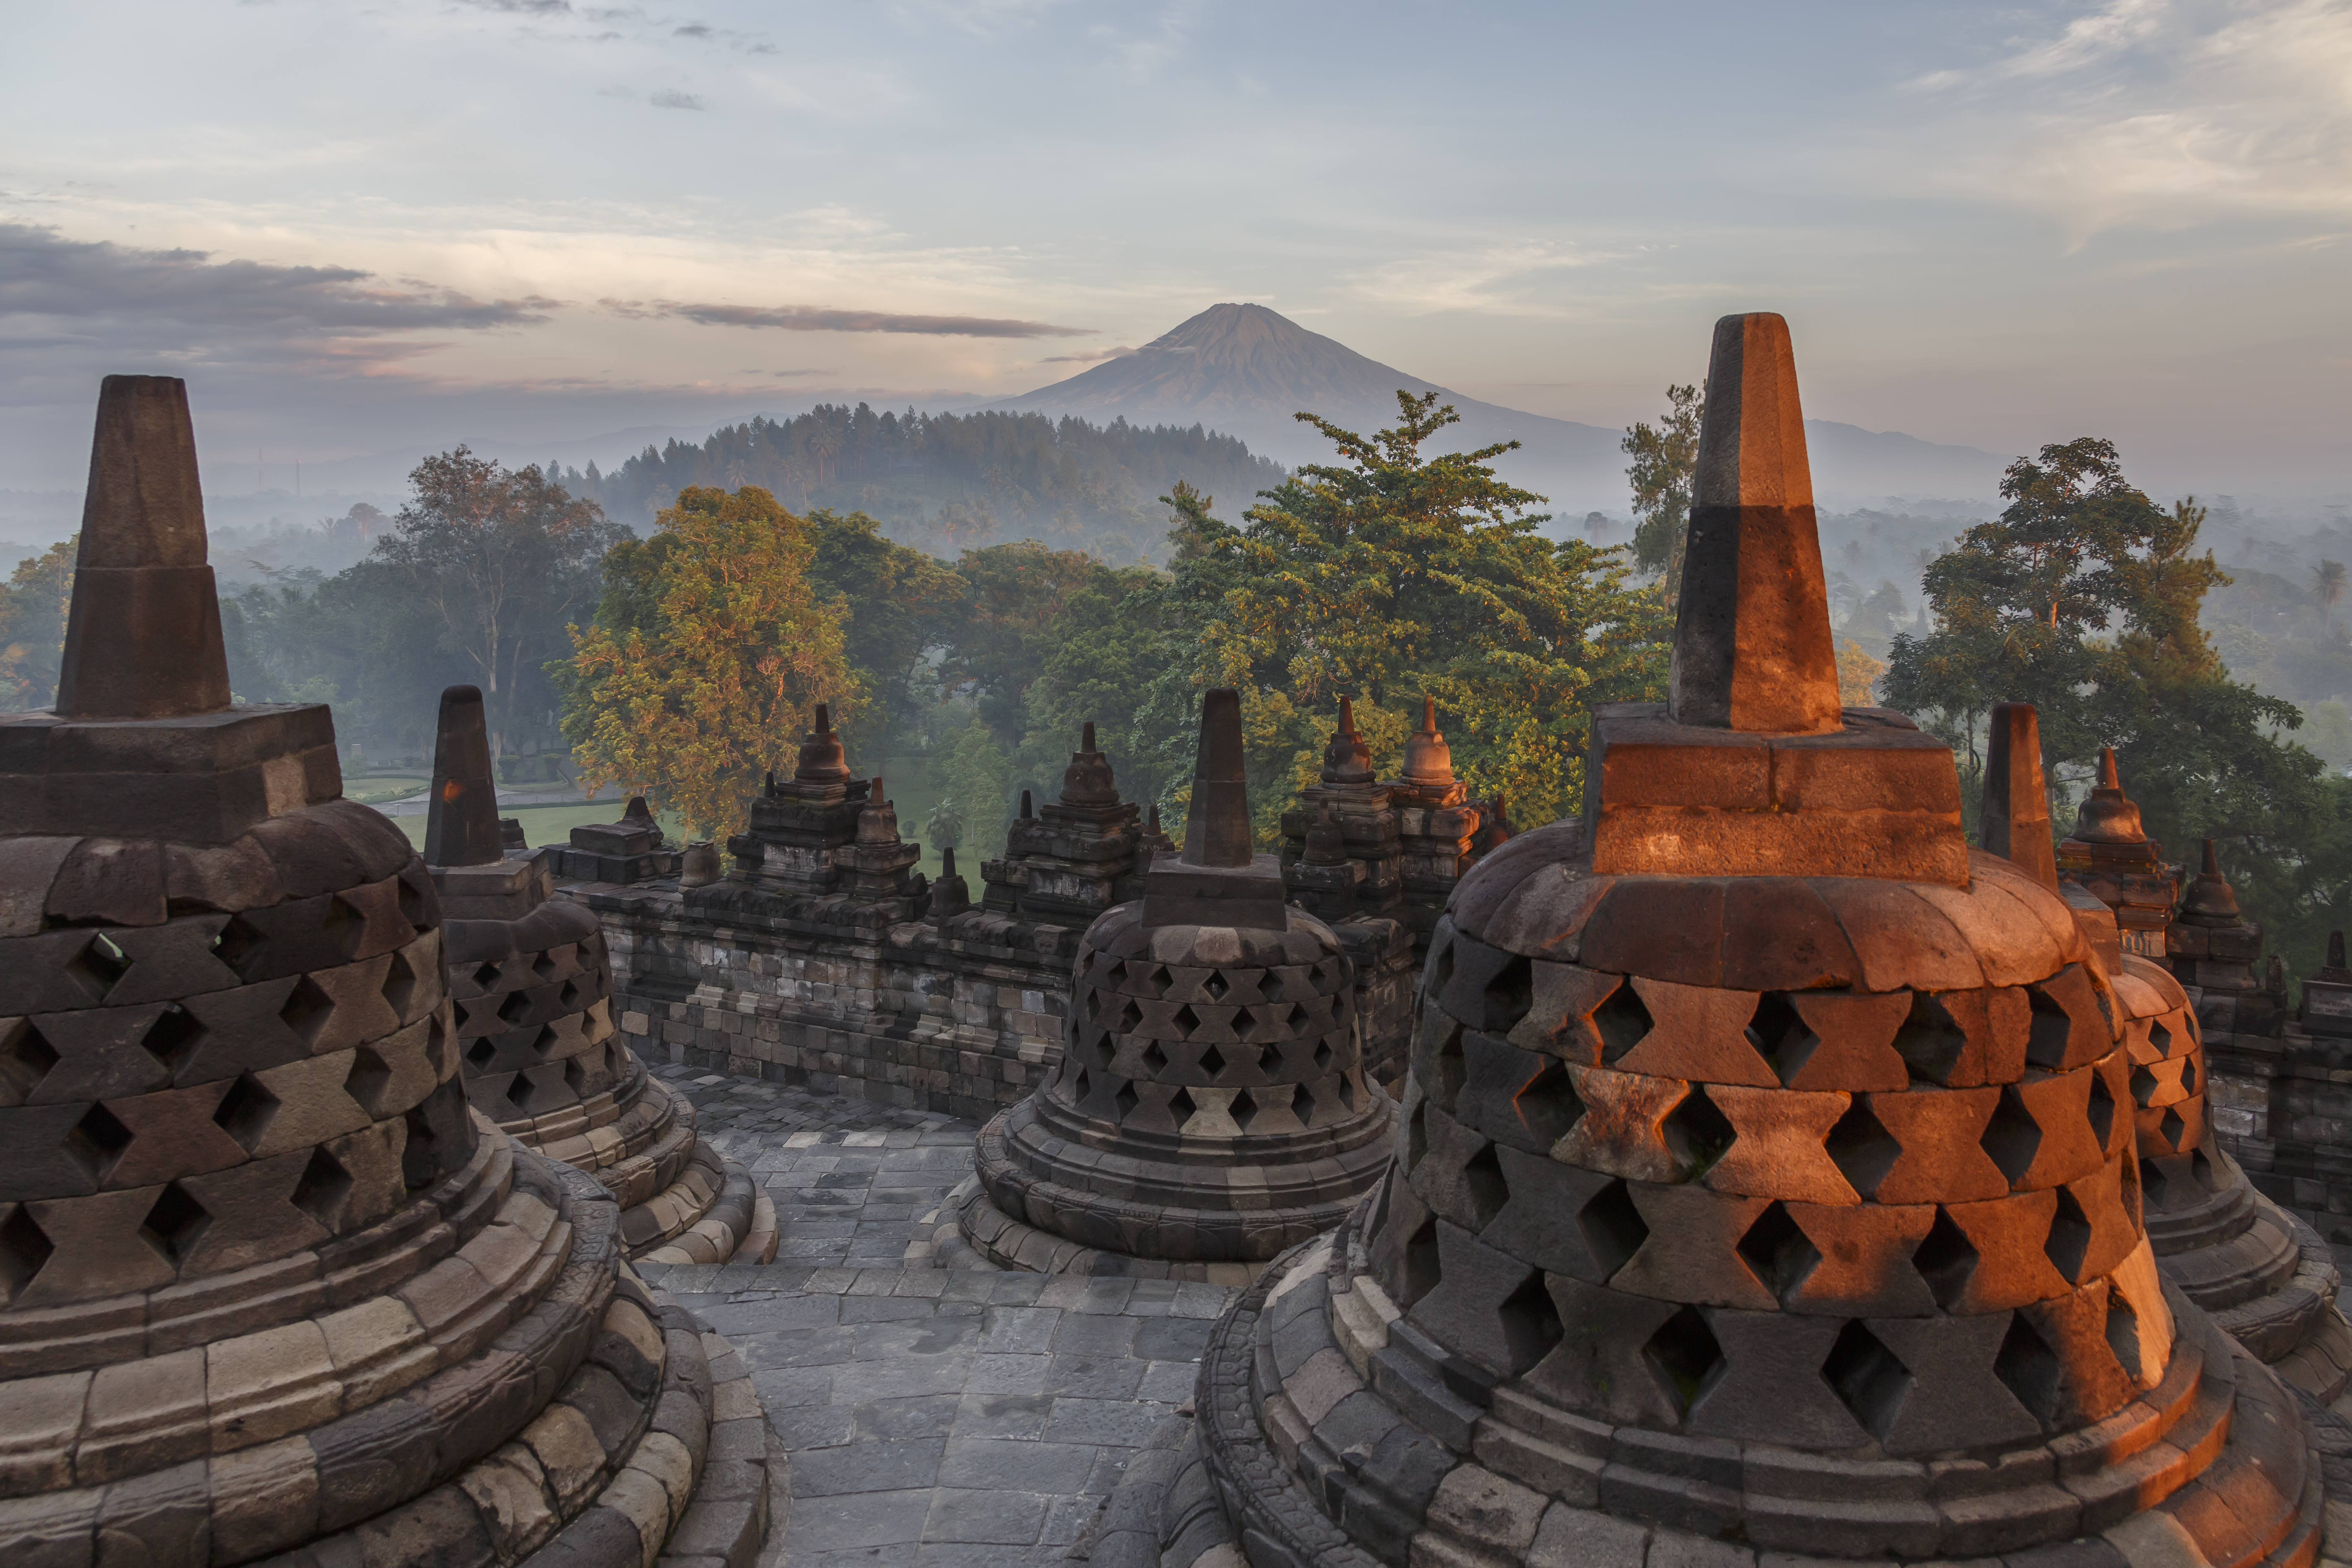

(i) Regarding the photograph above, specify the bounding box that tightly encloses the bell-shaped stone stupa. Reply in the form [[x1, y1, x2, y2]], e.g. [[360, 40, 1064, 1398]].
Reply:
[[952, 689, 1395, 1281], [425, 684, 773, 1266], [0, 378, 773, 1568], [1985, 706, 2352, 1402], [1160, 318, 2323, 1568]]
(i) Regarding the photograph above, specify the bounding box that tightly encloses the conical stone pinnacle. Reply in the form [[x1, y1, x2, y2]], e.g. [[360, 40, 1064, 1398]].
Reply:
[[424, 685, 503, 867], [1981, 703, 2058, 890], [1180, 687, 1253, 868], [1669, 314, 1842, 735], [54, 375, 234, 718]]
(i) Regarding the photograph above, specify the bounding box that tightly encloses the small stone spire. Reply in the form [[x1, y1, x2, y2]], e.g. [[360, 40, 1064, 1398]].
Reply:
[[2069, 748, 2148, 844], [1401, 694, 1454, 785], [794, 703, 850, 783], [2177, 838, 2243, 925], [2322, 931, 2352, 985], [54, 375, 234, 718], [1321, 696, 1375, 785], [1019, 789, 1034, 820], [1668, 313, 1842, 735], [1061, 719, 1119, 805], [424, 684, 503, 867], [856, 776, 899, 844], [1180, 688, 1253, 867], [1980, 702, 2058, 890], [929, 845, 971, 918]]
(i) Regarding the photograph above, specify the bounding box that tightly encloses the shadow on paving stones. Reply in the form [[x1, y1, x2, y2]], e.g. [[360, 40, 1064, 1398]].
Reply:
[[634, 1067, 1239, 1566]]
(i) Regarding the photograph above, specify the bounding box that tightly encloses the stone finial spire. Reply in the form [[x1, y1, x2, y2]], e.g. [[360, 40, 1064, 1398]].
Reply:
[[1401, 694, 1454, 785], [2321, 931, 2352, 984], [424, 684, 503, 867], [1668, 314, 1842, 735], [54, 375, 234, 718], [1321, 696, 1375, 785], [794, 702, 850, 783], [2178, 838, 2243, 924], [1180, 687, 1253, 867], [2070, 747, 2148, 843], [1981, 701, 2058, 889], [1061, 719, 1119, 805]]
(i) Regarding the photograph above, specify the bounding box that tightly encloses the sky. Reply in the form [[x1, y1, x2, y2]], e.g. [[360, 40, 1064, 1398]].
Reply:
[[3, 0, 2349, 502]]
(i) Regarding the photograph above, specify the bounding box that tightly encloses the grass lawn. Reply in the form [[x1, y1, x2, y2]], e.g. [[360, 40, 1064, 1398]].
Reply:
[[344, 774, 428, 806]]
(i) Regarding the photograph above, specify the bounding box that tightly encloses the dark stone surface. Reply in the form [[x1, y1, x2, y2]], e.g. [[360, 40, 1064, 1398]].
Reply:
[[423, 686, 503, 869], [54, 376, 232, 721]]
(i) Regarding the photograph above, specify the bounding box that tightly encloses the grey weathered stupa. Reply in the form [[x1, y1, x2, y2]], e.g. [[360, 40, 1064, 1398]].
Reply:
[[1989, 717, 2352, 1403], [424, 684, 773, 1266], [0, 378, 773, 1568], [1143, 317, 2323, 1568], [952, 688, 1396, 1281]]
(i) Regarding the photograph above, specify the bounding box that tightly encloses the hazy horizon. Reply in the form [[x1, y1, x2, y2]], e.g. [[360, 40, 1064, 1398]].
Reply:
[[5, 0, 2349, 506]]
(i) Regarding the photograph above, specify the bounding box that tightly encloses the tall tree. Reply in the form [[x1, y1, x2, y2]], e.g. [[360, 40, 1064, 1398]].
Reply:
[[937, 540, 1123, 750], [1622, 383, 1703, 592], [1883, 440, 2238, 769], [802, 509, 966, 748], [2315, 559, 2347, 626], [1882, 439, 2338, 968], [1175, 391, 1669, 835], [556, 485, 859, 841], [377, 447, 628, 759]]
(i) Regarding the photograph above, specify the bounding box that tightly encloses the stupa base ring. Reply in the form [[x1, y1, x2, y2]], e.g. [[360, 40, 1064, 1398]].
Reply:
[[2146, 1146, 2352, 1404], [1170, 1198, 2327, 1568], [947, 1177, 1290, 1286]]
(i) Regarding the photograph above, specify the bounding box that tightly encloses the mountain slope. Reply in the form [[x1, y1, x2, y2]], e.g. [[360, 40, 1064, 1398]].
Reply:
[[998, 302, 1620, 479], [1004, 303, 2008, 513]]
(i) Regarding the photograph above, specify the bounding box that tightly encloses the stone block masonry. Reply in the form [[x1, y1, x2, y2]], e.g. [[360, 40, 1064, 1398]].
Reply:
[[581, 879, 1421, 1126], [582, 883, 1089, 1121]]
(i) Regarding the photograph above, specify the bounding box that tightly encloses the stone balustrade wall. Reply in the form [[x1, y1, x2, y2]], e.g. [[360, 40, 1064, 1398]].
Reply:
[[575, 882, 1416, 1119]]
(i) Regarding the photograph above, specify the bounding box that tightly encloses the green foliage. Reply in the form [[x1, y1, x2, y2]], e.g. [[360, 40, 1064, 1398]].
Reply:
[[806, 511, 965, 747], [933, 714, 1014, 861], [1167, 391, 1669, 838], [228, 559, 476, 754], [377, 448, 630, 758], [556, 486, 859, 840], [1881, 436, 2350, 978], [1622, 383, 1702, 592], [937, 541, 1133, 752], [0, 538, 76, 711], [1019, 558, 1185, 818]]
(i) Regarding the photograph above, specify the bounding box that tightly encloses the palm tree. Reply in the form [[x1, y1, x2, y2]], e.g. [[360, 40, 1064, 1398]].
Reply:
[[2315, 559, 2347, 627]]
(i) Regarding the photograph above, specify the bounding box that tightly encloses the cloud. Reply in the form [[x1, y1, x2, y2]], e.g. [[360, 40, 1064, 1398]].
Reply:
[[1039, 345, 1135, 362], [674, 23, 711, 37], [649, 89, 706, 110], [0, 222, 556, 335], [2001, 0, 2169, 78], [1880, 0, 2352, 239], [602, 298, 1093, 337]]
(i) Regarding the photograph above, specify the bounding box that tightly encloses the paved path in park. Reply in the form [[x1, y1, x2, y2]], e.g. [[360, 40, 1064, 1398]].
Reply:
[[637, 1065, 1234, 1566]]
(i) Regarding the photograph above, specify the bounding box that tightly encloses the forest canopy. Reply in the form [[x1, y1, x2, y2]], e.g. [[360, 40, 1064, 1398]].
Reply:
[[554, 404, 1285, 566]]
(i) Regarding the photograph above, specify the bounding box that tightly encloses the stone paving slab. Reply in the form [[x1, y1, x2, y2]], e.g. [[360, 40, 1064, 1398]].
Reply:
[[639, 1065, 1238, 1564], [653, 1061, 978, 1269]]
